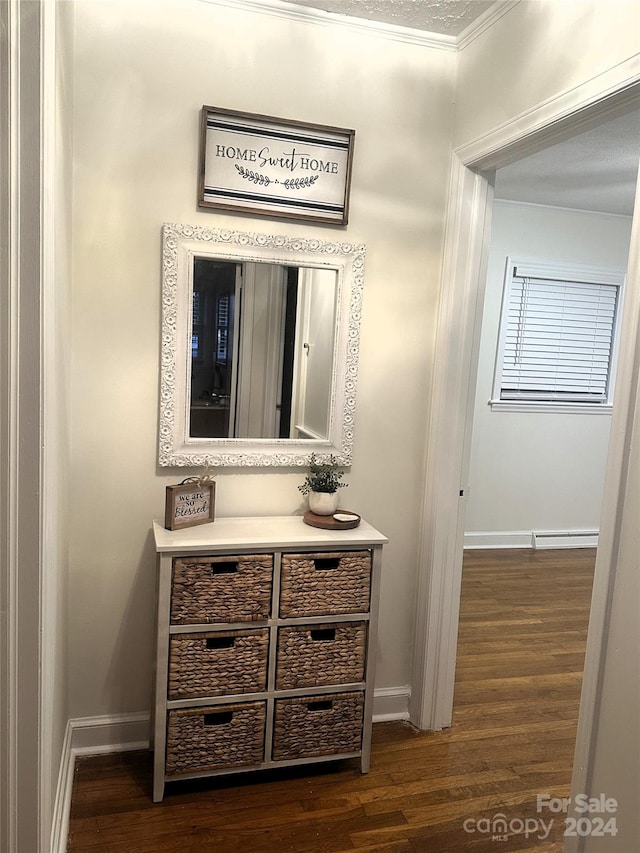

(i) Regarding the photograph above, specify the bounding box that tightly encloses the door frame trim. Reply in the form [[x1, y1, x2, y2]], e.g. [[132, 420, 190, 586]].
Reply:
[[409, 54, 640, 777]]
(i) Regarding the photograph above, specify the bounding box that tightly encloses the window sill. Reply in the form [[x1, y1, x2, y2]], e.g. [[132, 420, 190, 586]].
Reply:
[[489, 400, 613, 415]]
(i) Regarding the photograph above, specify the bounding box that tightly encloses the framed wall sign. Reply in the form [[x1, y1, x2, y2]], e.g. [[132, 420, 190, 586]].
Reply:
[[198, 106, 355, 225], [164, 480, 216, 531]]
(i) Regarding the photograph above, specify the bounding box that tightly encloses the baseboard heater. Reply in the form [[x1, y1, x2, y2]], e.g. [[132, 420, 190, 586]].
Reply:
[[531, 530, 599, 549]]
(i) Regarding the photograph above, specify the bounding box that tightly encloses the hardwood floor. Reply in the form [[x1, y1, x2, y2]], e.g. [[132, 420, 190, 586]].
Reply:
[[66, 548, 595, 853]]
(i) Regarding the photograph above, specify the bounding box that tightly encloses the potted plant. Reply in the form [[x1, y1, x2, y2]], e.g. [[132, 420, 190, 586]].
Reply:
[[298, 453, 346, 515]]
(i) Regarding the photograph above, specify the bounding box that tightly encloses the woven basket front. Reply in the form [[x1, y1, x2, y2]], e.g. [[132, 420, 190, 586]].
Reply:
[[171, 554, 273, 624], [279, 551, 371, 617], [272, 692, 364, 761], [275, 622, 367, 689], [165, 701, 266, 775], [168, 629, 269, 700]]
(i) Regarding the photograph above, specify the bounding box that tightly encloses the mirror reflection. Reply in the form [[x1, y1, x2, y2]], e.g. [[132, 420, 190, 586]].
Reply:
[[189, 259, 337, 441], [159, 223, 364, 467]]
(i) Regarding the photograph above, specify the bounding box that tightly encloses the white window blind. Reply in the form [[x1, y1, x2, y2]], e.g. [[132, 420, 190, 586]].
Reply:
[[494, 260, 624, 408]]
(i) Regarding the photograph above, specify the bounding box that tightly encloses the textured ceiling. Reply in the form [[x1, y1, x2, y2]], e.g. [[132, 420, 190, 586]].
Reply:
[[287, 0, 496, 35], [283, 1, 639, 214], [495, 110, 640, 216]]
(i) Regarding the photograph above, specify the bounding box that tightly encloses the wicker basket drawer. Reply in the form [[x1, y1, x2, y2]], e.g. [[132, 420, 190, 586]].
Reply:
[[165, 701, 266, 776], [275, 622, 366, 689], [168, 629, 269, 700], [272, 692, 364, 761], [279, 551, 371, 617], [171, 554, 273, 624]]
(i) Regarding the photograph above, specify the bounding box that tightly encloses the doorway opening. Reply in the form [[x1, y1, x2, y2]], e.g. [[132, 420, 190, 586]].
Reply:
[[410, 82, 640, 778], [444, 108, 639, 822], [465, 111, 639, 552]]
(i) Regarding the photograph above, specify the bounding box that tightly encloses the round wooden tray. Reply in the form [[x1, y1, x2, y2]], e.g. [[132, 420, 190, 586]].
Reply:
[[303, 510, 361, 530]]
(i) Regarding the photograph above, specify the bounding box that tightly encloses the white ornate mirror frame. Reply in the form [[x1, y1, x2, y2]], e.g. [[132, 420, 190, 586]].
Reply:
[[159, 223, 365, 467]]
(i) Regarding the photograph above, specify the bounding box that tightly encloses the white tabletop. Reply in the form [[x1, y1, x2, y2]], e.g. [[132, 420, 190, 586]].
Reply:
[[153, 515, 388, 553]]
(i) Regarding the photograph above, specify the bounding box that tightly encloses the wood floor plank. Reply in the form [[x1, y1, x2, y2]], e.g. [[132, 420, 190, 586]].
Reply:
[[66, 548, 594, 853]]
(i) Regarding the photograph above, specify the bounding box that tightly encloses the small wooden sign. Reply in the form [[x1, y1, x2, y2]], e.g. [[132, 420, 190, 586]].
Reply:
[[164, 481, 215, 531]]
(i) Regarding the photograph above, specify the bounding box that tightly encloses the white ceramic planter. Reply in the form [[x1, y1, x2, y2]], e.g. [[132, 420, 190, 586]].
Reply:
[[308, 490, 339, 516]]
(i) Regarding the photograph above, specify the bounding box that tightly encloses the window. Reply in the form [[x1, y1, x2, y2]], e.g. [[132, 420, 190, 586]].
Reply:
[[492, 258, 625, 412], [192, 290, 202, 360]]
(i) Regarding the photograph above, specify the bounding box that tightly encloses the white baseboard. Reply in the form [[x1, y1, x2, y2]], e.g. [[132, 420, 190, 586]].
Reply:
[[50, 720, 74, 853], [68, 711, 151, 755], [372, 685, 411, 722], [50, 691, 410, 852], [50, 712, 151, 853], [464, 529, 599, 550], [464, 530, 532, 549]]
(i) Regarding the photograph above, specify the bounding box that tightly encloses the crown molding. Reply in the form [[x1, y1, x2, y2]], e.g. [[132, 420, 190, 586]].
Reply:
[[197, 0, 458, 50], [457, 0, 521, 50], [494, 197, 634, 220], [199, 0, 521, 51], [455, 55, 640, 170]]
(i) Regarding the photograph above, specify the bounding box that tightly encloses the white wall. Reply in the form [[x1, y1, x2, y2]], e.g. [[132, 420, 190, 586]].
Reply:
[[582, 403, 640, 848], [575, 168, 640, 852], [455, 0, 640, 149], [295, 268, 336, 439], [68, 0, 455, 719], [465, 201, 633, 542], [453, 4, 640, 843], [580, 342, 640, 852], [64, 0, 640, 737]]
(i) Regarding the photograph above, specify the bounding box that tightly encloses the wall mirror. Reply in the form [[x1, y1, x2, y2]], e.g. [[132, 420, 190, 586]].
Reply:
[[159, 223, 365, 466]]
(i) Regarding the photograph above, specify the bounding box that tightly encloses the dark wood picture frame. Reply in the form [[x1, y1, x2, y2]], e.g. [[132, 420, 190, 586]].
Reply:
[[164, 481, 216, 531], [198, 106, 355, 225]]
